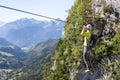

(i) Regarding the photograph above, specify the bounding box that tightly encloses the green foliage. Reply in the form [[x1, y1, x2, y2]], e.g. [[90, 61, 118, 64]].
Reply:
[[42, 0, 93, 79], [44, 0, 120, 80], [95, 17, 107, 24], [103, 5, 110, 13], [92, 28, 120, 79], [112, 62, 120, 79]]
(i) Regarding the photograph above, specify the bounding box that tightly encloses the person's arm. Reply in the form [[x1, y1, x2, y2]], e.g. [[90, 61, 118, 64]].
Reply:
[[81, 26, 85, 36]]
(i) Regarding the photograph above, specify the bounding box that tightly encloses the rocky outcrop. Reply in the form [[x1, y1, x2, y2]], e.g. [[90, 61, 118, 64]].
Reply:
[[71, 1, 120, 80], [73, 54, 119, 80]]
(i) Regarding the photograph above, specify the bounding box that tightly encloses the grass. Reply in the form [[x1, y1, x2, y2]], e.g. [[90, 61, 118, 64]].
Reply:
[[0, 51, 14, 57]]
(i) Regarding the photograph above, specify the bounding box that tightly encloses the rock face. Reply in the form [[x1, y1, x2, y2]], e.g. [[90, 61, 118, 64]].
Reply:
[[75, 54, 119, 80], [94, 0, 120, 14], [73, 1, 120, 80]]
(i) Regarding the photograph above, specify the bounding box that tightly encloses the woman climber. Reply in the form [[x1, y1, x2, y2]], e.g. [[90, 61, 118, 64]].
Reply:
[[81, 23, 93, 72]]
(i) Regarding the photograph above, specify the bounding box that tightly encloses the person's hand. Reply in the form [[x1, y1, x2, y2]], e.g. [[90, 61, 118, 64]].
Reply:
[[83, 25, 86, 30], [84, 26, 88, 31]]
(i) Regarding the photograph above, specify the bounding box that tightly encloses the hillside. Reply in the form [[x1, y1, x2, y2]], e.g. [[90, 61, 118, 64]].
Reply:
[[28, 39, 58, 59], [0, 38, 26, 80], [8, 39, 59, 80], [42, 0, 120, 80], [0, 38, 26, 68], [0, 18, 64, 47]]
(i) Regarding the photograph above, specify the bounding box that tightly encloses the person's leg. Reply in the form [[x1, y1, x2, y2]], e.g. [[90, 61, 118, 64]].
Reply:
[[83, 46, 89, 70]]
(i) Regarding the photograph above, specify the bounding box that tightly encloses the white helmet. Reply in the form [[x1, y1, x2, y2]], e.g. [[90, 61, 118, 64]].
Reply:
[[86, 24, 92, 30]]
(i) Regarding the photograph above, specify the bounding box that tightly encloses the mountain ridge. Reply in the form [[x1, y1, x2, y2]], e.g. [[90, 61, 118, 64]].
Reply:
[[0, 18, 64, 47], [0, 21, 5, 27]]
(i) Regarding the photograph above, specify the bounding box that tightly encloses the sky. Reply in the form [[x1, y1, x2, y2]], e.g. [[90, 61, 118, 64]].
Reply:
[[0, 0, 75, 22]]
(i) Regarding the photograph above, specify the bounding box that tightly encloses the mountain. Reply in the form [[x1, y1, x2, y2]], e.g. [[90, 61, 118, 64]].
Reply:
[[0, 21, 5, 27], [28, 39, 59, 60], [8, 39, 59, 80], [0, 37, 13, 46], [0, 18, 64, 47]]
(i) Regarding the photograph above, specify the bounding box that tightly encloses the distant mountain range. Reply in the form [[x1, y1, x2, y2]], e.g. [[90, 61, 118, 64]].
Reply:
[[0, 18, 64, 47]]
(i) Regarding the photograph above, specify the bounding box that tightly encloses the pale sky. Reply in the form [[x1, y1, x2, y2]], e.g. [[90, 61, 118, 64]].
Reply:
[[0, 0, 75, 22]]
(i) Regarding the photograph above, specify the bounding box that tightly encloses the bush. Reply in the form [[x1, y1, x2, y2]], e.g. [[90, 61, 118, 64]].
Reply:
[[103, 5, 110, 13]]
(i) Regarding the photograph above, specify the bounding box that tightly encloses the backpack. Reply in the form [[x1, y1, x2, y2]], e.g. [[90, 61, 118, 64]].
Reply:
[[89, 34, 97, 48]]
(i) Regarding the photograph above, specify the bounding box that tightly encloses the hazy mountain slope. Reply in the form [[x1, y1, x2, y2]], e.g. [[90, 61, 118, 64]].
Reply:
[[0, 38, 26, 69], [29, 39, 59, 56], [25, 39, 59, 63], [0, 38, 13, 46], [8, 39, 59, 80], [0, 18, 64, 47], [0, 21, 5, 27]]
